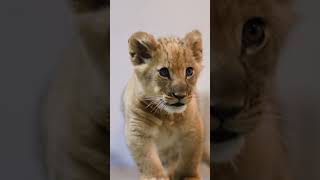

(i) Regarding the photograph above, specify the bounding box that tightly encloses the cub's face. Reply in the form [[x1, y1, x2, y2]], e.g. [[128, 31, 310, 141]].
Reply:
[[129, 31, 203, 114], [211, 0, 294, 144]]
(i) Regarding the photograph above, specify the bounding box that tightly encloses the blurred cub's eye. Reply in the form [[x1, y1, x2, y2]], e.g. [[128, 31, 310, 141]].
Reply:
[[159, 67, 170, 78], [186, 67, 193, 77], [242, 17, 266, 49]]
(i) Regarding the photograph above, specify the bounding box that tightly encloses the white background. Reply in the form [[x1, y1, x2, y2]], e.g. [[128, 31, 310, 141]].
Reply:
[[110, 0, 210, 166]]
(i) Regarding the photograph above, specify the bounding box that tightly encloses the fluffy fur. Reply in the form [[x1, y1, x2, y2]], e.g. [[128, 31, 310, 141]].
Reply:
[[123, 31, 205, 180], [211, 0, 294, 179], [44, 1, 109, 179]]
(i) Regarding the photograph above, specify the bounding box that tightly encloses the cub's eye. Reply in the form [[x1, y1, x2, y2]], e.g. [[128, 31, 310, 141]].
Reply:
[[186, 67, 193, 77], [159, 67, 170, 78], [242, 17, 266, 50]]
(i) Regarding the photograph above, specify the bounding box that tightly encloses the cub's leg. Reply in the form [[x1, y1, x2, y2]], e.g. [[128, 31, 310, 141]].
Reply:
[[126, 119, 168, 180], [170, 120, 203, 180]]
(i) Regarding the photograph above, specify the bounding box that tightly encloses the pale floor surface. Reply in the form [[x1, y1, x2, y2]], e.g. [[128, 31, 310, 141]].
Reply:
[[111, 165, 210, 180]]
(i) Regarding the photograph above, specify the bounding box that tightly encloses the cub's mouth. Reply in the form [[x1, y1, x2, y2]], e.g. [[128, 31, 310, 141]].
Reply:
[[162, 94, 192, 113], [164, 101, 187, 114], [213, 127, 239, 144], [170, 102, 185, 107], [211, 105, 242, 144]]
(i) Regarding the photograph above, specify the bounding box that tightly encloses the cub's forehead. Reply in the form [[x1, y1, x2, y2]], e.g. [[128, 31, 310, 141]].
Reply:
[[212, 0, 290, 22], [157, 37, 194, 68], [212, 0, 288, 9], [212, 0, 293, 38]]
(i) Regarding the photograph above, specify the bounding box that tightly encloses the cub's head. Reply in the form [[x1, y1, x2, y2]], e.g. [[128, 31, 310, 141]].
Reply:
[[211, 0, 294, 145], [128, 31, 203, 114], [70, 0, 109, 72]]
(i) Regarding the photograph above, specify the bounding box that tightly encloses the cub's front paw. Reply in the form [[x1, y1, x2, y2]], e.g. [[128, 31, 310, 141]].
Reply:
[[171, 177, 200, 180], [140, 176, 169, 180], [182, 177, 201, 180], [170, 173, 201, 180]]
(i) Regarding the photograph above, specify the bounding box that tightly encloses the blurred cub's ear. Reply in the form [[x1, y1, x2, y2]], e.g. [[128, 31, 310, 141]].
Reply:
[[128, 32, 159, 66], [69, 0, 109, 64], [70, 0, 109, 13], [184, 30, 203, 62]]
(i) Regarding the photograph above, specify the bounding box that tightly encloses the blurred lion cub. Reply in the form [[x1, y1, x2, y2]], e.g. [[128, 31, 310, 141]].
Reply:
[[212, 0, 295, 179], [45, 0, 109, 179]]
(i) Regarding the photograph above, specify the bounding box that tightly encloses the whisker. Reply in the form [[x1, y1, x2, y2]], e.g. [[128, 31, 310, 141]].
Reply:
[[151, 100, 162, 113], [143, 95, 162, 99], [186, 96, 193, 100], [155, 103, 163, 113], [145, 100, 157, 109], [154, 100, 160, 113], [159, 101, 167, 113], [143, 95, 164, 111], [156, 101, 164, 113], [144, 97, 159, 100], [163, 103, 169, 114]]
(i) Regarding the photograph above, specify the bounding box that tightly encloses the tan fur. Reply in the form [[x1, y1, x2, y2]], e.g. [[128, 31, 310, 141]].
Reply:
[[212, 0, 294, 179], [123, 31, 205, 180], [44, 1, 108, 180]]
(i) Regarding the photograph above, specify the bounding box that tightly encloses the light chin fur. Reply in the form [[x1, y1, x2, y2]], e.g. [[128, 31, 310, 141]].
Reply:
[[212, 136, 245, 163], [164, 105, 187, 114]]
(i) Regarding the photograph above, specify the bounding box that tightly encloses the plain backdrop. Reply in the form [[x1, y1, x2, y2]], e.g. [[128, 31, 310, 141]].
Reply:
[[276, 1, 320, 179], [110, 0, 210, 166], [0, 0, 72, 179]]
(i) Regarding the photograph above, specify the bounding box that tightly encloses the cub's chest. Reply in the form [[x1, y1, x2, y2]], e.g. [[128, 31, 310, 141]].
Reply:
[[153, 113, 187, 149], [155, 125, 179, 150], [154, 125, 181, 165]]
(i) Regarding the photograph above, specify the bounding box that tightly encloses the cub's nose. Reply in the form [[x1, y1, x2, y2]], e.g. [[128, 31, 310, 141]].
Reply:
[[172, 92, 186, 100], [212, 105, 242, 121]]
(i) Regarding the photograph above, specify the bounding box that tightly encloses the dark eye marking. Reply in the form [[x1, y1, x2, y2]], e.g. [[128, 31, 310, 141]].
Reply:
[[242, 17, 266, 50]]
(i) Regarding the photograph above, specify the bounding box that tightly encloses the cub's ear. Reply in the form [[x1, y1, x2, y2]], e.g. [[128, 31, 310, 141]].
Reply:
[[128, 32, 158, 66], [184, 30, 203, 62], [70, 0, 109, 13]]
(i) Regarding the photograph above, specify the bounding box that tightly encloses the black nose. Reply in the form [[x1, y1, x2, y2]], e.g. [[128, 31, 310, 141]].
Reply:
[[172, 93, 186, 100], [212, 105, 242, 121]]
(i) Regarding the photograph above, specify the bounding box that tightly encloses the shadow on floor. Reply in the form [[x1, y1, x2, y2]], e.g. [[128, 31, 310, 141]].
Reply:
[[110, 164, 210, 180]]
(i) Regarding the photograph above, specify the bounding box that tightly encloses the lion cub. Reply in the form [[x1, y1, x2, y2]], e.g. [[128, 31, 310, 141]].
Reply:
[[123, 30, 205, 180]]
